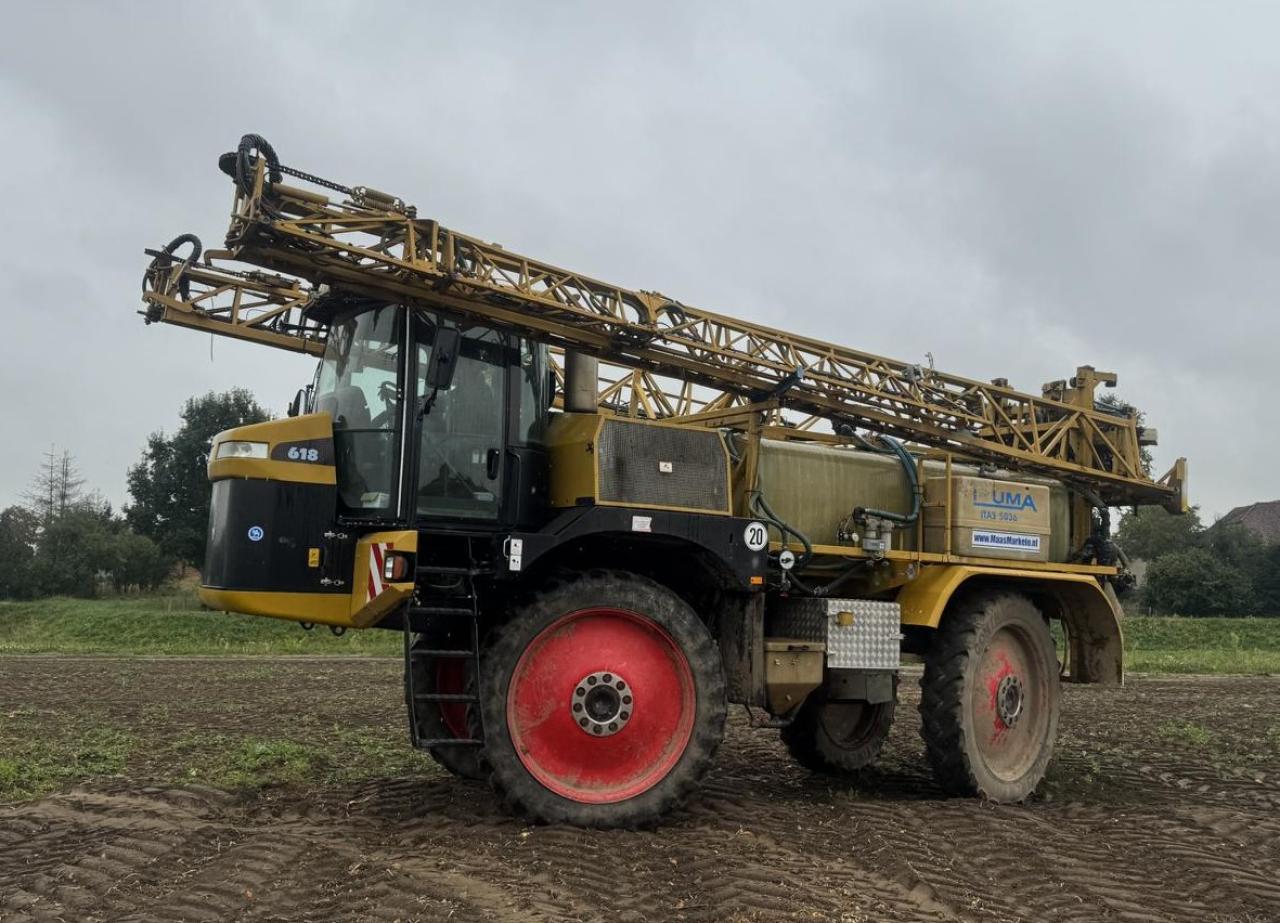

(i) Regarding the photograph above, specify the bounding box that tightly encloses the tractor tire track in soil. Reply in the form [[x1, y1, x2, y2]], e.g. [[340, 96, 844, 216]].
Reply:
[[0, 656, 1276, 922]]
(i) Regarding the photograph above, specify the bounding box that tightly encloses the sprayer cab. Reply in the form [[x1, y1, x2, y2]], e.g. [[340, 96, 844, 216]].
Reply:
[[198, 300, 557, 624]]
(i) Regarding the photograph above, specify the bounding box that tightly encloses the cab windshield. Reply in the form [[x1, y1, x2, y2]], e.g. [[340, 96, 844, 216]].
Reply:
[[314, 307, 401, 516]]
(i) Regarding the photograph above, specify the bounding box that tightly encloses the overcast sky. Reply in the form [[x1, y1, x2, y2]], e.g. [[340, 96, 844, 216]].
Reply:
[[1, 2, 1275, 520]]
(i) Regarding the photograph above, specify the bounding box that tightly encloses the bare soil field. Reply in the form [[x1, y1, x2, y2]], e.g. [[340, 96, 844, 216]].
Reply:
[[1, 656, 1278, 923]]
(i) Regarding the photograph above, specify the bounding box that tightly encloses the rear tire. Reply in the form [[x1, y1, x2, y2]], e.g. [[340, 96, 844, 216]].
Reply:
[[480, 569, 725, 827], [781, 680, 896, 774], [919, 591, 1060, 802]]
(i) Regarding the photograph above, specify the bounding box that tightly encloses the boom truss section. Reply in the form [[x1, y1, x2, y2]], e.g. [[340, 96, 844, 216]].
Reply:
[[141, 140, 1186, 509], [142, 236, 324, 355]]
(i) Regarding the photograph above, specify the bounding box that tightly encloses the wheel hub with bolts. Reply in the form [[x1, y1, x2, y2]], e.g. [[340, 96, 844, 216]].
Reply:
[[996, 674, 1025, 728], [572, 670, 633, 736]]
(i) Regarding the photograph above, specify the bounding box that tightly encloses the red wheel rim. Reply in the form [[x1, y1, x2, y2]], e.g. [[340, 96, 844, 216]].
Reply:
[[436, 658, 469, 739], [973, 625, 1050, 782], [507, 607, 696, 804]]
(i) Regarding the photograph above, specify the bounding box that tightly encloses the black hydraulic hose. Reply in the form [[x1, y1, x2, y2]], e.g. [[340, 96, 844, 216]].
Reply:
[[233, 133, 282, 196], [852, 434, 921, 526], [793, 564, 864, 597], [749, 491, 813, 569], [1074, 486, 1123, 566], [1077, 487, 1106, 513], [143, 233, 203, 310], [835, 422, 894, 455], [162, 232, 202, 264], [851, 432, 883, 453], [783, 569, 821, 595]]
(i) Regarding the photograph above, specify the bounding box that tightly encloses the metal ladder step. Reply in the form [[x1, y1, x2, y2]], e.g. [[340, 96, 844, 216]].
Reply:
[[418, 738, 484, 747], [413, 692, 479, 703], [405, 546, 488, 752], [407, 605, 476, 617]]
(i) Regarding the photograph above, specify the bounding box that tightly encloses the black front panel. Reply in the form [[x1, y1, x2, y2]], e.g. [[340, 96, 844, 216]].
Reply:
[[204, 479, 343, 593]]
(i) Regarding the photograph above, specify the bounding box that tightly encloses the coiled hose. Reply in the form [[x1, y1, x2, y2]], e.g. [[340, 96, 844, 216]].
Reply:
[[142, 233, 203, 312], [218, 133, 282, 196], [851, 434, 921, 526]]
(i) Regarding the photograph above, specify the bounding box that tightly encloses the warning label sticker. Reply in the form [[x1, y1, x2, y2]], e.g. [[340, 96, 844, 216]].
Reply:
[[971, 530, 1041, 552]]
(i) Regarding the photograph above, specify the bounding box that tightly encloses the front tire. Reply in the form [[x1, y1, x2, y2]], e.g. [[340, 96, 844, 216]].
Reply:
[[480, 569, 726, 827], [919, 590, 1060, 802]]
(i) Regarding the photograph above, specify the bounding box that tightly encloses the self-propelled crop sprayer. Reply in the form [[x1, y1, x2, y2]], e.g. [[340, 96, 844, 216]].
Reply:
[[140, 135, 1187, 826]]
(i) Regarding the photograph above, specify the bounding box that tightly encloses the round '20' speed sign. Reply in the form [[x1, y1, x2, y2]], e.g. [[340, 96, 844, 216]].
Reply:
[[743, 521, 769, 551]]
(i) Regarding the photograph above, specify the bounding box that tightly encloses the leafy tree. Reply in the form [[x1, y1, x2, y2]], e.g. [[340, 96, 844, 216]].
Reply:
[[27, 502, 118, 598], [1252, 544, 1280, 617], [22, 496, 169, 599], [1142, 548, 1255, 617], [126, 389, 270, 566], [1115, 505, 1203, 561], [2, 451, 174, 600], [0, 506, 39, 598], [108, 530, 171, 593], [1202, 521, 1266, 574]]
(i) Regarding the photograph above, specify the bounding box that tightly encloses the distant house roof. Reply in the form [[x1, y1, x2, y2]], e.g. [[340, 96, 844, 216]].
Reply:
[[1218, 500, 1280, 543]]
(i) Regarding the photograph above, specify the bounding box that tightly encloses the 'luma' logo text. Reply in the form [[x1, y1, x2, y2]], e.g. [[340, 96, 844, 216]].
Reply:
[[973, 488, 1038, 512]]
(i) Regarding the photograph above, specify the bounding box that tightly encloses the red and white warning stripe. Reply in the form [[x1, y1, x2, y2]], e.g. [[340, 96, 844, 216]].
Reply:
[[367, 542, 389, 603]]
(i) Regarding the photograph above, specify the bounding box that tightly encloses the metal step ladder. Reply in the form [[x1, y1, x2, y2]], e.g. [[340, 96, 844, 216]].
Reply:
[[403, 562, 488, 750]]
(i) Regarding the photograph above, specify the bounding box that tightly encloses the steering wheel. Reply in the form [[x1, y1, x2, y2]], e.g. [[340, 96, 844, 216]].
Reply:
[[369, 380, 399, 429]]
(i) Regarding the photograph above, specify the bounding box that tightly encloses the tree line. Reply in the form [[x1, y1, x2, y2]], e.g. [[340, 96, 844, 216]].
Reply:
[[0, 390, 268, 599], [1116, 506, 1280, 617], [1, 388, 1273, 615]]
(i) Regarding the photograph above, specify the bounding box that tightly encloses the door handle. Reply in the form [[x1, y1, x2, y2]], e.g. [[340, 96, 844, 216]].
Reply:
[[486, 447, 501, 480]]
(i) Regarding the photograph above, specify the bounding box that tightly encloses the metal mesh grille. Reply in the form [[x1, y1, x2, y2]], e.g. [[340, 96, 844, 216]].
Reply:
[[596, 420, 729, 512]]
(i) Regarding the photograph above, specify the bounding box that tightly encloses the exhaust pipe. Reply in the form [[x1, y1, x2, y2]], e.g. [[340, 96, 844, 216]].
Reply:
[[563, 351, 598, 414]]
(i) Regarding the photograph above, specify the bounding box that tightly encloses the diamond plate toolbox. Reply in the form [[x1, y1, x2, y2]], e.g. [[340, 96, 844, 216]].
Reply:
[[771, 598, 902, 670]]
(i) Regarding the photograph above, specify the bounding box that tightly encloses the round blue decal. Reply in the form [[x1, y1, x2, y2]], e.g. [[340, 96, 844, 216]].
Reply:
[[247, 526, 265, 542]]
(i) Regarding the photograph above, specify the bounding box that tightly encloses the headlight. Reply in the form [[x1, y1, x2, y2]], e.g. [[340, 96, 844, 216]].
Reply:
[[216, 440, 269, 460]]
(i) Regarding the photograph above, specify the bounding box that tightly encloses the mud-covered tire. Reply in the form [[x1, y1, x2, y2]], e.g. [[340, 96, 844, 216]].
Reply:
[[919, 591, 1060, 802], [480, 569, 726, 827], [407, 640, 485, 781], [781, 681, 896, 774]]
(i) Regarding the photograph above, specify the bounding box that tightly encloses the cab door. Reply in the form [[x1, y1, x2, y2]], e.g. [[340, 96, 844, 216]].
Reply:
[[411, 316, 508, 524]]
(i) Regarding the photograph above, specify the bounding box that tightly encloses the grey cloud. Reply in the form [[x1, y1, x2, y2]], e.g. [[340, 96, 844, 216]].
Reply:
[[0, 1, 1272, 520]]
